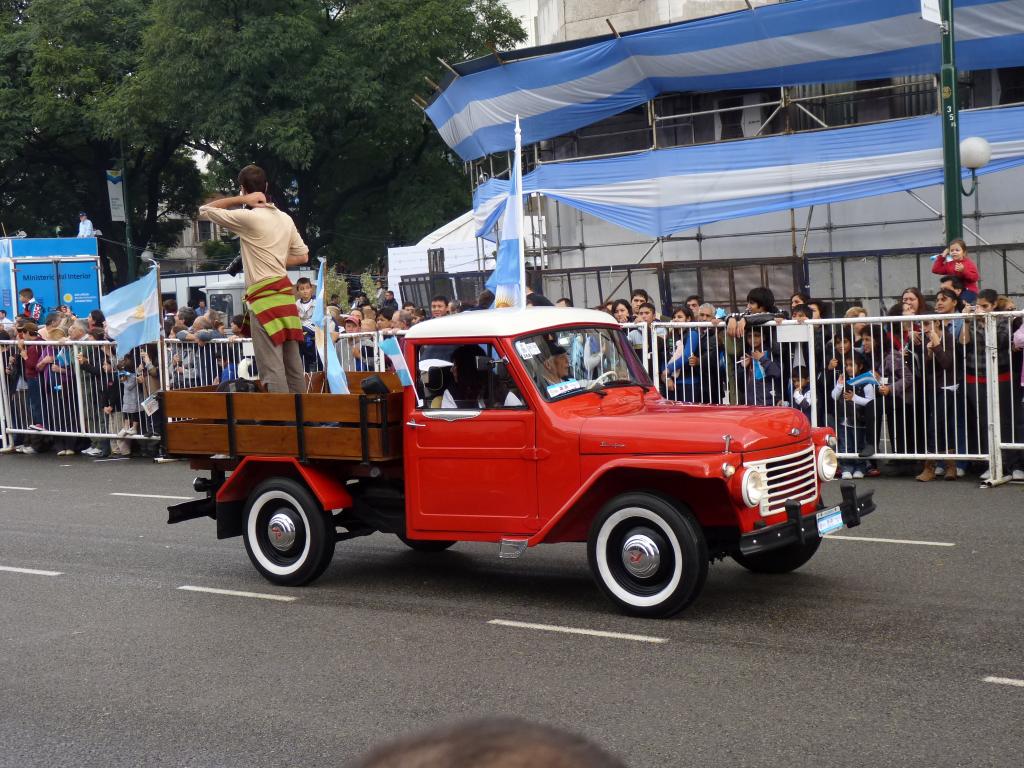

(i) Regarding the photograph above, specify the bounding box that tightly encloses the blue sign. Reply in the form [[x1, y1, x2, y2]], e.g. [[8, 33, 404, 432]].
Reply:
[[14, 260, 59, 315], [57, 260, 101, 317]]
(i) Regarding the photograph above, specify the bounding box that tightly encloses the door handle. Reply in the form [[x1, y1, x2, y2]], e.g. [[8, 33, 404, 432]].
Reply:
[[406, 419, 426, 428]]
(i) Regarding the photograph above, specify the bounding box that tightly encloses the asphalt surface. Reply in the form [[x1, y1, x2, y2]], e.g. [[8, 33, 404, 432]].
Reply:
[[0, 454, 1021, 768]]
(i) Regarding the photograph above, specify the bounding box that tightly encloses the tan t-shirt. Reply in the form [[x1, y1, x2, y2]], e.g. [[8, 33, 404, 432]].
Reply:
[[197, 203, 308, 288]]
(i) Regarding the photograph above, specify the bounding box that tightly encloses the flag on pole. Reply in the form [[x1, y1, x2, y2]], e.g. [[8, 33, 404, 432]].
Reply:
[[379, 334, 421, 407], [312, 259, 349, 394], [485, 115, 526, 309], [100, 269, 160, 356]]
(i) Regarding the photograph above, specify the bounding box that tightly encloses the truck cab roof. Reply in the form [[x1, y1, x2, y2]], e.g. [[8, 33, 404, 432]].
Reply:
[[404, 307, 617, 340]]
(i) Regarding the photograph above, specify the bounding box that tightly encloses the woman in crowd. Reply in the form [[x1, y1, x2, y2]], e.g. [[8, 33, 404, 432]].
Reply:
[[960, 290, 1013, 479], [914, 288, 966, 481], [662, 306, 700, 402], [610, 299, 632, 324], [38, 327, 80, 455]]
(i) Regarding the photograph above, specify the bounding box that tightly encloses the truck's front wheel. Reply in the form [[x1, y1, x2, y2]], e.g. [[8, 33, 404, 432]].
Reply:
[[587, 493, 708, 618], [243, 478, 336, 586], [731, 535, 821, 574]]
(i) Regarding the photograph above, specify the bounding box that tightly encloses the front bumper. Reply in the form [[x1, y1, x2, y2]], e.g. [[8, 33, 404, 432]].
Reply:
[[738, 482, 875, 557]]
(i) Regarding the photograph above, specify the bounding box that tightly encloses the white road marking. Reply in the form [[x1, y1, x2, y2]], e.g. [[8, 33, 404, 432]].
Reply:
[[178, 585, 297, 603], [0, 485, 37, 491], [0, 565, 63, 576], [94, 457, 129, 462], [488, 619, 668, 644], [825, 535, 955, 547], [984, 676, 1024, 688], [111, 492, 192, 501]]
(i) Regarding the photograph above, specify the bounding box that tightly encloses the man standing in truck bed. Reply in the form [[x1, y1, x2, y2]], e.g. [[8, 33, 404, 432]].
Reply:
[[198, 165, 308, 393]]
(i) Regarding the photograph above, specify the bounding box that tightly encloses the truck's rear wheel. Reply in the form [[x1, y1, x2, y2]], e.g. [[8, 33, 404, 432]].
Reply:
[[243, 478, 335, 586], [731, 535, 821, 574], [587, 493, 708, 618], [397, 536, 456, 552]]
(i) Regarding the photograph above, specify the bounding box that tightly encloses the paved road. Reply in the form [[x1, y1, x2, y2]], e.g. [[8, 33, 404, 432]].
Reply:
[[0, 455, 1021, 767]]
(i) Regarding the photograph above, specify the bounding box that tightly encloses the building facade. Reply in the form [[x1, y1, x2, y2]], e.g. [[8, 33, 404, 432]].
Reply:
[[437, 0, 1024, 315]]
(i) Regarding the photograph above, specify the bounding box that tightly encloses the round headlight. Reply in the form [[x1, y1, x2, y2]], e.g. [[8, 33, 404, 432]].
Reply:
[[741, 468, 768, 508], [817, 446, 838, 481]]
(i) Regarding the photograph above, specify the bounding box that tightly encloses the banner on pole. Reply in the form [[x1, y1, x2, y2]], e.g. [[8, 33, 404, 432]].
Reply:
[[920, 0, 940, 25], [106, 169, 126, 222]]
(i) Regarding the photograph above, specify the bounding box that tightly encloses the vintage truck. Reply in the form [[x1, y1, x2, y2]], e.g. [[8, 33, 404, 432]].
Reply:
[[165, 307, 875, 618]]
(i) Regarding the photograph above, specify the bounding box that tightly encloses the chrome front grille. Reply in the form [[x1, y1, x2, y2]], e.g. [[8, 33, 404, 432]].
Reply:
[[748, 445, 818, 516]]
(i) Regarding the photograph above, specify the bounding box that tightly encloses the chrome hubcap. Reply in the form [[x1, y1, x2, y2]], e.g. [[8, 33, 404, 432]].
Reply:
[[267, 512, 297, 552], [621, 530, 661, 578]]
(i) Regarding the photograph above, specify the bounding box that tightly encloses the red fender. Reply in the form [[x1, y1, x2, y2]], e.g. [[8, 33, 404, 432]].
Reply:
[[216, 457, 353, 511]]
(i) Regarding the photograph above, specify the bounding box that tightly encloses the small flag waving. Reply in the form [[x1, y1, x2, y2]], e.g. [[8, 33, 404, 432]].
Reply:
[[485, 116, 526, 309], [312, 259, 349, 395], [100, 269, 161, 356], [379, 334, 421, 407]]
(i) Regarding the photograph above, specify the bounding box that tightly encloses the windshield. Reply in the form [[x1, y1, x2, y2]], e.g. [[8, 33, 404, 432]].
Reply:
[[513, 326, 651, 401]]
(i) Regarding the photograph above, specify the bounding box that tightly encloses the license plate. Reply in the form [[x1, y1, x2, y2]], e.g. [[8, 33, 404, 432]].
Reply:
[[815, 505, 844, 537]]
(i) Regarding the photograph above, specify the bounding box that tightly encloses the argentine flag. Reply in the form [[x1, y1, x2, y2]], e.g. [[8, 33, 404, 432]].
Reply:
[[312, 259, 349, 395], [485, 116, 525, 309], [100, 269, 161, 356]]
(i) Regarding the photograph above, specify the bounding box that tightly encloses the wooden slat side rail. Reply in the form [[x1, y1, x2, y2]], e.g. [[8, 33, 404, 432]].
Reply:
[[231, 393, 297, 422], [164, 391, 228, 420], [165, 423, 229, 454]]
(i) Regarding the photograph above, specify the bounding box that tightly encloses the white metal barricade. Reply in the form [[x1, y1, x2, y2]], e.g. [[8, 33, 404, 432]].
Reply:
[[644, 310, 1024, 482]]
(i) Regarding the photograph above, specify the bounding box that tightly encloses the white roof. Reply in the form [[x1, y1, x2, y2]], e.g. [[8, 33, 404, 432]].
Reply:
[[404, 307, 617, 340], [416, 211, 478, 246]]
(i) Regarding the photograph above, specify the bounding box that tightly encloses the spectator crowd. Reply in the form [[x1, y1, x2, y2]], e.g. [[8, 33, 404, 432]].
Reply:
[[3, 237, 1024, 482]]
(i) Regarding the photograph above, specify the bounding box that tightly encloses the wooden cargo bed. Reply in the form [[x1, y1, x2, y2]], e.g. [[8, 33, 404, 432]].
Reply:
[[163, 372, 403, 462]]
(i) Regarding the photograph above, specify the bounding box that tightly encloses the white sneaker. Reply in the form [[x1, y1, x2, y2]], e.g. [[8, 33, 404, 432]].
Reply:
[[852, 470, 865, 479], [980, 469, 991, 481], [1012, 469, 1024, 481], [82, 447, 99, 456], [841, 471, 853, 479], [956, 467, 965, 478], [20, 446, 36, 454], [934, 465, 945, 476]]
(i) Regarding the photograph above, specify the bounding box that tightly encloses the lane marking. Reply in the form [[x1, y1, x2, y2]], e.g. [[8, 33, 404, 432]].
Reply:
[[0, 565, 63, 576], [488, 619, 668, 644], [178, 585, 297, 603], [984, 676, 1024, 688], [111, 492, 193, 501], [0, 485, 37, 491], [825, 535, 955, 547], [94, 457, 129, 462]]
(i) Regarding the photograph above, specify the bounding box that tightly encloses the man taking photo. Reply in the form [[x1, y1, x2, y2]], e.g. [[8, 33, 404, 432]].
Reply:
[[198, 165, 308, 393]]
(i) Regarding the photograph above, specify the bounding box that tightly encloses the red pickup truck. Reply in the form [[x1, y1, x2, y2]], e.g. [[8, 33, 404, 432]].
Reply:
[[167, 307, 874, 617]]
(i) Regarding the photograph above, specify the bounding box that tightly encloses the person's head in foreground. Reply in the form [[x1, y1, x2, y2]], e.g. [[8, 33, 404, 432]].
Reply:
[[345, 718, 626, 768]]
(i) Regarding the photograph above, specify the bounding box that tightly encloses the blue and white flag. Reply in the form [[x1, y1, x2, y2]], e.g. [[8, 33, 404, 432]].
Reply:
[[312, 259, 349, 395], [379, 335, 412, 387], [485, 116, 526, 309], [100, 269, 160, 356]]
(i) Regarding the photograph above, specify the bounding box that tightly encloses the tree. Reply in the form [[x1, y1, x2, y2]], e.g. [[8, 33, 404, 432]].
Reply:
[[141, 0, 524, 268], [0, 0, 202, 286]]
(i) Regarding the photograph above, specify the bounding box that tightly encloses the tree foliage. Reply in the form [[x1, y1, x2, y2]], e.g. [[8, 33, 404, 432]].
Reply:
[[1, 0, 523, 284]]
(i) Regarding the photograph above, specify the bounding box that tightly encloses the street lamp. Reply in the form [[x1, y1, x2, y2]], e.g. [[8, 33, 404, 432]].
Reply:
[[959, 136, 991, 196]]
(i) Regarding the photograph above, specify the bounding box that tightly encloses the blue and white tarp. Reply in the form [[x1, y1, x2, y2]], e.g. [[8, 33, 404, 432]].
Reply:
[[428, 0, 1024, 161], [473, 105, 1024, 238]]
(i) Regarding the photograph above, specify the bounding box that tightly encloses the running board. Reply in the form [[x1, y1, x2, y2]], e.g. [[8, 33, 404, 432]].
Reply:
[[498, 539, 528, 559]]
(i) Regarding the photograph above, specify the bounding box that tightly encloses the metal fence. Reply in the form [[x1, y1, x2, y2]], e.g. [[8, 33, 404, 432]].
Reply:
[[4, 313, 1023, 482], [0, 339, 161, 456], [646, 311, 1024, 482]]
